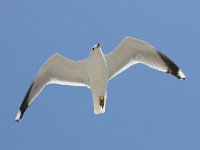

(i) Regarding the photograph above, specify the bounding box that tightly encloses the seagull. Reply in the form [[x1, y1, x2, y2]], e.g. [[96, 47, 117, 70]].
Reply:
[[15, 36, 186, 122]]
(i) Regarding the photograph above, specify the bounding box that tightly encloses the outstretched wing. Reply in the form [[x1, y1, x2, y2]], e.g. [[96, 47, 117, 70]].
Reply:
[[15, 53, 89, 122], [105, 36, 186, 80]]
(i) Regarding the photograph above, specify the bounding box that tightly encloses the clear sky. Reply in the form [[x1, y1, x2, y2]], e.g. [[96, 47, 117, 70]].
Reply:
[[0, 0, 199, 150]]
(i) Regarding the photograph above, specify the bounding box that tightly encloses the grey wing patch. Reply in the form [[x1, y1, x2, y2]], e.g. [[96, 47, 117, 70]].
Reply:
[[15, 82, 34, 122], [157, 50, 185, 80]]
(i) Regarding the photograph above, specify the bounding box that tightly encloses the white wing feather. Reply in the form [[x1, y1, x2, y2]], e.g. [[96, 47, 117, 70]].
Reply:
[[15, 53, 89, 121], [105, 36, 185, 80]]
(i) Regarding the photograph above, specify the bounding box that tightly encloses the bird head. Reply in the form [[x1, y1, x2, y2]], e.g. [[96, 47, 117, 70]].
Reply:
[[91, 43, 101, 51]]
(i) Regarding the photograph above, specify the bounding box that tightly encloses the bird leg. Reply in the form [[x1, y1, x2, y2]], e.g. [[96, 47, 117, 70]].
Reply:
[[99, 96, 104, 108]]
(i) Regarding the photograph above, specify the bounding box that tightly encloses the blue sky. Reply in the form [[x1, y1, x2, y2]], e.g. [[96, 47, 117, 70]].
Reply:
[[0, 0, 199, 149]]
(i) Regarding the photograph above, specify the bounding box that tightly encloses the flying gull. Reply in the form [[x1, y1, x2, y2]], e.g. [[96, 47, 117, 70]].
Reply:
[[15, 36, 186, 122]]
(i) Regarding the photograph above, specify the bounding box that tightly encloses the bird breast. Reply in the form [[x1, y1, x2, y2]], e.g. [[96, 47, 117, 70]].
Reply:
[[87, 52, 108, 95]]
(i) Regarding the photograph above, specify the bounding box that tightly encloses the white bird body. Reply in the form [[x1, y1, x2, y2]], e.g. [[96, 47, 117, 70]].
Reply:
[[87, 47, 108, 114], [15, 36, 186, 122]]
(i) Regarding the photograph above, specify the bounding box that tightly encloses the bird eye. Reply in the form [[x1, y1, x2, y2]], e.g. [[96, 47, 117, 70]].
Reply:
[[92, 48, 95, 51]]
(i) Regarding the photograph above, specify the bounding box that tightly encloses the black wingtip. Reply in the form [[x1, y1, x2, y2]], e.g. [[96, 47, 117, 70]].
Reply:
[[16, 82, 34, 121], [15, 110, 22, 122], [157, 51, 185, 80], [15, 113, 24, 122]]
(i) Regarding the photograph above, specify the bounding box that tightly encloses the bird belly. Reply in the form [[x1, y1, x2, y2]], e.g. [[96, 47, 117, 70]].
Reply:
[[87, 56, 108, 114]]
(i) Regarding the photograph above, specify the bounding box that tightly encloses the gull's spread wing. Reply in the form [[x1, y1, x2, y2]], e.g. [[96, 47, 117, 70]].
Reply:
[[105, 36, 186, 80], [15, 53, 88, 122]]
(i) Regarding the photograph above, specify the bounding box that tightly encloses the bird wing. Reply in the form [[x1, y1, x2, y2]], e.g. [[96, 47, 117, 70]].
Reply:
[[15, 53, 89, 122], [105, 36, 186, 80]]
